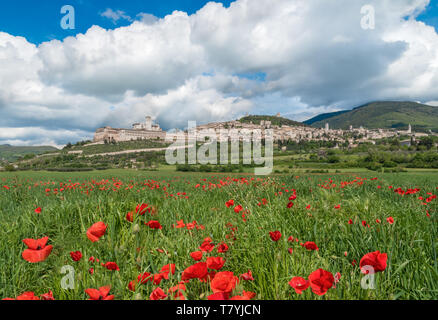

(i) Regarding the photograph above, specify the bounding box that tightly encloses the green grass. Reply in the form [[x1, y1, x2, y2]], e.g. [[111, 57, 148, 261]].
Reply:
[[73, 140, 170, 155], [0, 170, 437, 300]]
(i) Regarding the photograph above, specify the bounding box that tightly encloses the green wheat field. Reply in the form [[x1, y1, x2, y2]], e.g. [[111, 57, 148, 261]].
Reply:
[[0, 170, 437, 300]]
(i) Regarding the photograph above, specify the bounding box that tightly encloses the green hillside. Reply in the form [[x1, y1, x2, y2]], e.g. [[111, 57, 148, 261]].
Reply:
[[304, 101, 438, 132], [0, 144, 58, 162], [239, 115, 306, 127]]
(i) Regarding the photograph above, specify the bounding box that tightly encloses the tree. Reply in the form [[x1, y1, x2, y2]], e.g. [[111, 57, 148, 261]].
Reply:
[[418, 137, 434, 150], [4, 164, 16, 172]]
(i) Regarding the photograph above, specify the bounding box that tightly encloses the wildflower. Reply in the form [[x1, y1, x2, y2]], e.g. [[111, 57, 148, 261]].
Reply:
[[85, 286, 114, 300], [288, 277, 310, 294], [22, 237, 53, 263], [269, 231, 282, 242], [308, 269, 334, 296], [86, 222, 107, 242], [359, 251, 387, 274], [70, 251, 82, 262]]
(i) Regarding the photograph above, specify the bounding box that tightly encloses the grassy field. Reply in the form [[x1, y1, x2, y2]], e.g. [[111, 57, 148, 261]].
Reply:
[[0, 170, 437, 300]]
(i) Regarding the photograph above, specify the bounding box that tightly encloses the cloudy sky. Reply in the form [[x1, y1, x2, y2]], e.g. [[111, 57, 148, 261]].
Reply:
[[0, 0, 437, 147]]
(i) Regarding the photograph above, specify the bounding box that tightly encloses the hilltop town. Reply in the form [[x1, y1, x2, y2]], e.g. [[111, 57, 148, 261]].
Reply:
[[92, 114, 430, 148]]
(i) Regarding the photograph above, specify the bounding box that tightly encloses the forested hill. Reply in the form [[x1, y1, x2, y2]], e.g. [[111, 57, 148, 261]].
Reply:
[[304, 101, 438, 132], [239, 115, 306, 127], [0, 144, 58, 162]]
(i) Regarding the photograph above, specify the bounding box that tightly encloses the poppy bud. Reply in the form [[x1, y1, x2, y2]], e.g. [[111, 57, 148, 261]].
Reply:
[[133, 224, 141, 234], [134, 293, 143, 300]]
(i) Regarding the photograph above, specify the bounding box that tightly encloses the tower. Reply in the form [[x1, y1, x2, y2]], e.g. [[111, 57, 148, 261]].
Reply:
[[145, 116, 152, 131], [325, 123, 329, 132], [407, 124, 412, 134]]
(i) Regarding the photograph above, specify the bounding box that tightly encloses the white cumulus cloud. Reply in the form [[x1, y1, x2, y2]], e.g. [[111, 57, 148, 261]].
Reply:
[[0, 0, 437, 147]]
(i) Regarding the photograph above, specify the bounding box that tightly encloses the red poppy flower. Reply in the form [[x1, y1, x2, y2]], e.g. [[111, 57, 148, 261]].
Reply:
[[287, 202, 294, 208], [333, 272, 341, 288], [103, 262, 120, 271], [138, 272, 153, 284], [240, 270, 254, 281], [22, 237, 53, 263], [150, 287, 167, 300], [308, 268, 334, 296], [85, 286, 114, 300], [145, 220, 162, 229], [230, 291, 256, 300], [34, 207, 42, 214], [234, 205, 243, 213], [217, 242, 229, 253], [15, 292, 40, 300], [359, 251, 387, 274], [207, 292, 230, 300], [40, 290, 55, 300], [386, 217, 394, 224], [199, 237, 215, 252], [190, 251, 203, 261], [128, 281, 136, 291], [125, 212, 134, 222], [152, 273, 164, 285], [241, 291, 256, 299], [86, 222, 107, 242], [210, 271, 238, 294], [181, 262, 208, 281], [288, 276, 310, 294], [269, 231, 282, 242], [225, 199, 234, 208], [334, 204, 341, 209], [206, 257, 225, 270], [160, 264, 176, 279], [174, 219, 185, 228], [168, 284, 186, 300], [303, 241, 319, 251], [70, 251, 82, 262], [135, 203, 149, 215]]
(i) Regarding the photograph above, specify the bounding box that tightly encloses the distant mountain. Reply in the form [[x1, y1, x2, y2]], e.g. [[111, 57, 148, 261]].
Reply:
[[304, 101, 438, 132], [0, 145, 58, 162], [239, 115, 306, 127]]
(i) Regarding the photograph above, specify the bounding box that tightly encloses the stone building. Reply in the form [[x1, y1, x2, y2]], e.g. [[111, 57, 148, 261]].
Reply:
[[93, 116, 165, 143]]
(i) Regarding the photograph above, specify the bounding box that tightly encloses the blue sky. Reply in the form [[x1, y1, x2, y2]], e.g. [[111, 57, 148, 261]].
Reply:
[[417, 1, 438, 32], [0, 0, 235, 44]]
